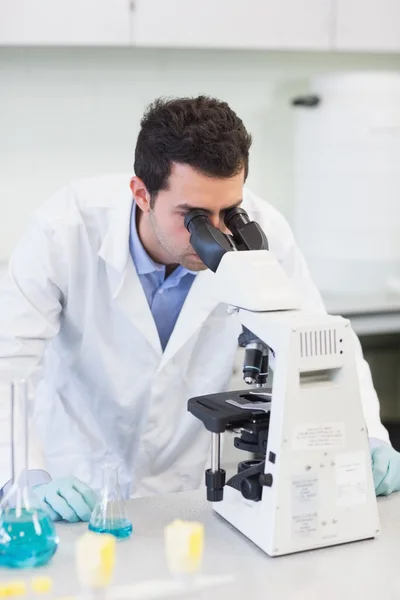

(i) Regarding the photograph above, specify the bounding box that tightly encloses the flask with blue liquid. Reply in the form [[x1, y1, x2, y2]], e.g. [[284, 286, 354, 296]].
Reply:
[[0, 379, 59, 568], [89, 464, 132, 540]]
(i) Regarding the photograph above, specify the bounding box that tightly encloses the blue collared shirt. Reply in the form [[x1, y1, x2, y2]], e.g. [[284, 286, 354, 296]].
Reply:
[[129, 203, 196, 351]]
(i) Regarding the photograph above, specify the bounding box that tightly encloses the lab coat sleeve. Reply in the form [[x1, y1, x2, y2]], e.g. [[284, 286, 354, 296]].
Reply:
[[0, 216, 66, 486], [267, 208, 390, 445]]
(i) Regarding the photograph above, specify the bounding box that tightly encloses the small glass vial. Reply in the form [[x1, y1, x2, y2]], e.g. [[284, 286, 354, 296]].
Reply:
[[88, 464, 132, 540]]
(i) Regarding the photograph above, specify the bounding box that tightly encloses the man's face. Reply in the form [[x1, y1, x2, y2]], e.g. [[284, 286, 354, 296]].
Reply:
[[147, 163, 245, 271]]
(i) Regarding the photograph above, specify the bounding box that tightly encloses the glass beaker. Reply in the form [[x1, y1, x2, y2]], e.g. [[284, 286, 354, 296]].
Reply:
[[0, 379, 59, 568], [88, 464, 132, 540]]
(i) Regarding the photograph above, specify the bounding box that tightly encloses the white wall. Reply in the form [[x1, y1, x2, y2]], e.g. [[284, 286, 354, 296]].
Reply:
[[1, 47, 400, 264]]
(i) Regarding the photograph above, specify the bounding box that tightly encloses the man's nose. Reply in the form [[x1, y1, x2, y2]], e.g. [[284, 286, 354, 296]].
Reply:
[[209, 214, 230, 234]]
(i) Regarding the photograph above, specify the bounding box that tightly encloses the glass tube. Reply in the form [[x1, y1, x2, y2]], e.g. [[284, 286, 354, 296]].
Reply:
[[0, 379, 59, 568]]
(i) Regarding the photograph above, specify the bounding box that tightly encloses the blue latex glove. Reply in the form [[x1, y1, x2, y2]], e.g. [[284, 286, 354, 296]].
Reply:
[[34, 477, 97, 522], [371, 444, 400, 496]]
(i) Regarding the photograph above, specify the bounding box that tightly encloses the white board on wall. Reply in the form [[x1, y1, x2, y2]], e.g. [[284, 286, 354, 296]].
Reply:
[[293, 71, 400, 296]]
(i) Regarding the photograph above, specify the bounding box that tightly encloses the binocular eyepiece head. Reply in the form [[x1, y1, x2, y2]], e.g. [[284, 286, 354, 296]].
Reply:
[[183, 205, 268, 271], [184, 206, 250, 237]]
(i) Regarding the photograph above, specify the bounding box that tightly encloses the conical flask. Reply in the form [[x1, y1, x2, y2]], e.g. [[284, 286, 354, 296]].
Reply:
[[88, 464, 132, 540], [0, 379, 59, 568]]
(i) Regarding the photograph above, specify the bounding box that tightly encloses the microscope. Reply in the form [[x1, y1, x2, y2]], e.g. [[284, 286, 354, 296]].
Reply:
[[184, 207, 380, 557]]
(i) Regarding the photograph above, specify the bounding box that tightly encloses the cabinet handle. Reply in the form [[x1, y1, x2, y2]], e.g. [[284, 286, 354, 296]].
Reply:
[[291, 95, 321, 108]]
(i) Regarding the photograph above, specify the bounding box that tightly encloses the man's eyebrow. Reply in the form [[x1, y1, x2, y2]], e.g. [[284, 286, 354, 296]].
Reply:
[[175, 199, 243, 214]]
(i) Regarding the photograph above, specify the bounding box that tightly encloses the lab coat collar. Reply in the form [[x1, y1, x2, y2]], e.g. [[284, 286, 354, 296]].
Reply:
[[97, 189, 221, 363], [129, 203, 164, 275], [98, 190, 163, 356], [158, 268, 219, 370], [98, 188, 133, 273]]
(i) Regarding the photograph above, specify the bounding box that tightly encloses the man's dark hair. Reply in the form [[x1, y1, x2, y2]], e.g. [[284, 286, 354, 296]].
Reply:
[[134, 95, 252, 207]]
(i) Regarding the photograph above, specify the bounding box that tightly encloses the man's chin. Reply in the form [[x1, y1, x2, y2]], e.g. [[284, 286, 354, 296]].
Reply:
[[182, 254, 208, 272]]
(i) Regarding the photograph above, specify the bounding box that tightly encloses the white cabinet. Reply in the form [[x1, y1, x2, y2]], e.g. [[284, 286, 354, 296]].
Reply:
[[335, 0, 400, 52], [3, 0, 400, 53], [0, 0, 131, 46], [132, 0, 333, 50]]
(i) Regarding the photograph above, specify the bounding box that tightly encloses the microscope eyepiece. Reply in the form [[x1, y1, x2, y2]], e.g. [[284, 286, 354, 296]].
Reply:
[[183, 208, 233, 272], [224, 206, 251, 233], [184, 205, 268, 270], [184, 209, 211, 233], [224, 206, 269, 251]]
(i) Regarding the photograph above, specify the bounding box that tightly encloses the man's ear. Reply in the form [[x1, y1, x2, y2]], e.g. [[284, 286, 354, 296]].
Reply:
[[130, 176, 151, 213]]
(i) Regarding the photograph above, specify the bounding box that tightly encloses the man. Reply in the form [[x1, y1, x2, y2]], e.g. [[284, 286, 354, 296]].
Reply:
[[1, 96, 399, 523]]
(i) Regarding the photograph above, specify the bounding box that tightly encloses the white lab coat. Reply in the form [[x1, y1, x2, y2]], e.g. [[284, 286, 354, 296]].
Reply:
[[0, 174, 389, 497]]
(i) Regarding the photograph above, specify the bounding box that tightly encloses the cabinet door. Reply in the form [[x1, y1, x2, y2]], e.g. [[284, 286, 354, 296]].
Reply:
[[335, 0, 400, 51], [132, 0, 332, 50], [0, 0, 131, 45]]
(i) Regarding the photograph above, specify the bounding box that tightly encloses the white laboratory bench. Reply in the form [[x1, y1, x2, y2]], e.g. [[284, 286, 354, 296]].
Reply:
[[2, 490, 400, 599]]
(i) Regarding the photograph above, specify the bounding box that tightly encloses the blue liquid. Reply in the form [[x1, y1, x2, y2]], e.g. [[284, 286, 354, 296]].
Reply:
[[0, 509, 59, 569], [89, 519, 132, 540]]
